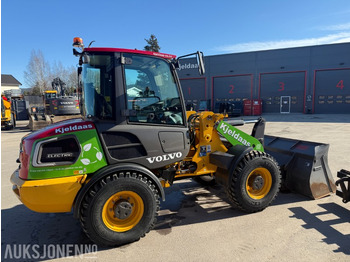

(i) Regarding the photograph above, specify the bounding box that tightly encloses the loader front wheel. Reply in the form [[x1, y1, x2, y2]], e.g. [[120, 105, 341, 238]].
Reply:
[[227, 151, 281, 213], [80, 173, 160, 247]]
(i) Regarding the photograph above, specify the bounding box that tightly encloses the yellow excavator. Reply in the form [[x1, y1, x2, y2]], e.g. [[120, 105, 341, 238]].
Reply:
[[28, 80, 80, 131], [1, 95, 16, 130]]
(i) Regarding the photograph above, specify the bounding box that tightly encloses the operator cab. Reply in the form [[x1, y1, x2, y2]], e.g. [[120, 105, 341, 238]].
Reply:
[[73, 37, 205, 169], [80, 51, 184, 125]]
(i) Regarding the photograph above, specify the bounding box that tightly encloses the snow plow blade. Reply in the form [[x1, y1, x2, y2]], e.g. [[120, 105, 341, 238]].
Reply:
[[264, 135, 336, 199]]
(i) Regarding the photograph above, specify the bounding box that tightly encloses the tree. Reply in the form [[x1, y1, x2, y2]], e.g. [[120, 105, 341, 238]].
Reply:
[[144, 34, 160, 52], [30, 85, 42, 96], [51, 63, 78, 95], [66, 66, 78, 95], [24, 50, 51, 93], [24, 50, 78, 96]]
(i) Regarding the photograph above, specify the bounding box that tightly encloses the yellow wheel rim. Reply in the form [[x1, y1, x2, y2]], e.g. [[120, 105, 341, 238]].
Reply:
[[102, 191, 144, 232], [246, 168, 272, 199]]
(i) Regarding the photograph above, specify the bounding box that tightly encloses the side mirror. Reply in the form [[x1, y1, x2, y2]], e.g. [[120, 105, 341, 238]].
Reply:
[[196, 51, 205, 75], [175, 51, 206, 76], [82, 54, 90, 64]]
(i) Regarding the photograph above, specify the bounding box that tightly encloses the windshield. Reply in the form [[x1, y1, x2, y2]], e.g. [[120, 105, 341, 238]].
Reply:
[[81, 54, 114, 119], [80, 52, 184, 124], [124, 54, 184, 125], [45, 93, 57, 99]]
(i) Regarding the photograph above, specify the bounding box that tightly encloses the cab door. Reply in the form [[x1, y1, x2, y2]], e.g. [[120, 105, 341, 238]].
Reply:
[[94, 52, 190, 169], [280, 96, 291, 113]]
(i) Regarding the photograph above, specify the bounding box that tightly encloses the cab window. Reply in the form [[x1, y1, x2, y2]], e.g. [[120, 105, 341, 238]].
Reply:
[[124, 54, 184, 125], [81, 54, 114, 120]]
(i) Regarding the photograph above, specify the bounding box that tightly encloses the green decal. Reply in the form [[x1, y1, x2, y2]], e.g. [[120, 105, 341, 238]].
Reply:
[[80, 143, 104, 166], [28, 129, 107, 179], [217, 120, 264, 152]]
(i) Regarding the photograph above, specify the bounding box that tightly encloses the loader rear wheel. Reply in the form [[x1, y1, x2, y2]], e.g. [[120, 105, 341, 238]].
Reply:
[[227, 151, 281, 213], [80, 173, 160, 247]]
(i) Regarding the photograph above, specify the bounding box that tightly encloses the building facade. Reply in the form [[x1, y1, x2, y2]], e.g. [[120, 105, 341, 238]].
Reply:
[[1, 74, 22, 94], [177, 43, 350, 114]]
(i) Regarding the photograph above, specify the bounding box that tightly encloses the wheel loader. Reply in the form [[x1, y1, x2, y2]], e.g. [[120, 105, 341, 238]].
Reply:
[[10, 37, 336, 247]]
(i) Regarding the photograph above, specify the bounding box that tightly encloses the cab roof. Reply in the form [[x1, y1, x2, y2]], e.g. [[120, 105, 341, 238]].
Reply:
[[84, 47, 176, 60]]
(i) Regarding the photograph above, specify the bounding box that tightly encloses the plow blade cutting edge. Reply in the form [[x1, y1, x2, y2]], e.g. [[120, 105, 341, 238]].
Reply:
[[264, 135, 336, 199]]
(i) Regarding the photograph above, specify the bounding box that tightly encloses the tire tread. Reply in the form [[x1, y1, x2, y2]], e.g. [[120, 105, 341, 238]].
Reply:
[[80, 171, 160, 246]]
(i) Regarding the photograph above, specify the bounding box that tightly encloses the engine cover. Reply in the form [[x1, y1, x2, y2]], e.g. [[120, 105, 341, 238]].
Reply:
[[19, 119, 107, 180]]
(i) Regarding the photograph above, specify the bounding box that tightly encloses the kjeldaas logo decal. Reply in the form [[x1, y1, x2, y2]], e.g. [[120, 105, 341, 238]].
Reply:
[[55, 124, 93, 134]]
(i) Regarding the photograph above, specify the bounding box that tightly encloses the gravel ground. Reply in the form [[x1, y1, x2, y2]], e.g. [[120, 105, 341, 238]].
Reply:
[[1, 114, 350, 261]]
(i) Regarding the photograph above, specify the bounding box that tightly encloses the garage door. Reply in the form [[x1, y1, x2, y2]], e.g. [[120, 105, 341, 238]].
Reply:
[[212, 74, 252, 112], [314, 69, 350, 114], [259, 71, 306, 113], [179, 78, 207, 111]]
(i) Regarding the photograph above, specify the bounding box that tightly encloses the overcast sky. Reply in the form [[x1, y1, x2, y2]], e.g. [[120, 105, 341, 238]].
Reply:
[[2, 0, 350, 88]]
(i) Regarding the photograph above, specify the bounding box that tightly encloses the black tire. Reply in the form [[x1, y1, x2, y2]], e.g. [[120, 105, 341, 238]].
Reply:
[[10, 113, 16, 129], [226, 150, 281, 213], [193, 175, 216, 186], [80, 172, 160, 247]]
